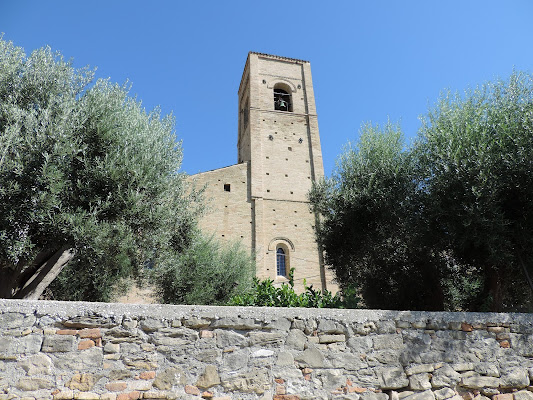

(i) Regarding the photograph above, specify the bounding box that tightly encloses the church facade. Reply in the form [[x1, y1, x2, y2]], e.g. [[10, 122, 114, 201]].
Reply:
[[190, 52, 336, 292]]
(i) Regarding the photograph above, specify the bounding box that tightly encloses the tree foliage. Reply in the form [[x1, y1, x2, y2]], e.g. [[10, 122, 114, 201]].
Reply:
[[149, 235, 254, 305], [0, 38, 201, 301], [311, 72, 533, 312]]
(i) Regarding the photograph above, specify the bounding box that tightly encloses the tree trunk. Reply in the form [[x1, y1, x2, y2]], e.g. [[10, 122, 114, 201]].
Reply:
[[0, 246, 76, 300]]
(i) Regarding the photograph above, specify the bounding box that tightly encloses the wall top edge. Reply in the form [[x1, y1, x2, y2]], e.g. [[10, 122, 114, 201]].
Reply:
[[0, 299, 531, 325], [249, 52, 309, 64]]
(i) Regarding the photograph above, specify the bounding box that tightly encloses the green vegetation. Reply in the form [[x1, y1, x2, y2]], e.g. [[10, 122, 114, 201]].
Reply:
[[230, 268, 360, 308], [310, 72, 533, 312], [150, 235, 254, 305], [0, 38, 201, 301]]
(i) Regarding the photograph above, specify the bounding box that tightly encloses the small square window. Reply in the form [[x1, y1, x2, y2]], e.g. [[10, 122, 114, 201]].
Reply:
[[224, 184, 230, 192]]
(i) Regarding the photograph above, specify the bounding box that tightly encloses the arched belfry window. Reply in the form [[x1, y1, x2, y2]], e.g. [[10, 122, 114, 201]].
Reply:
[[274, 88, 292, 112], [276, 247, 287, 276]]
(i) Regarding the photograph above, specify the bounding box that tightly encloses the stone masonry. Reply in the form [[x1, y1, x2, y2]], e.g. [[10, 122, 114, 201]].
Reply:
[[188, 52, 337, 293], [1, 299, 533, 400]]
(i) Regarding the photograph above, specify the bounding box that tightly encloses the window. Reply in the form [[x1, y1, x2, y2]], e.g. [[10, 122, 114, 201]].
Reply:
[[274, 88, 292, 112], [276, 247, 286, 277], [224, 184, 230, 192]]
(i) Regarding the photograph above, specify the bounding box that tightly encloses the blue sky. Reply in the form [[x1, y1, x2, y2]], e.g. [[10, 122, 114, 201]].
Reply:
[[2, 1, 532, 176]]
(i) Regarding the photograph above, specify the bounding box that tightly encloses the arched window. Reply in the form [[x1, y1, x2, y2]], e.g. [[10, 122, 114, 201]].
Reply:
[[276, 247, 287, 276], [274, 88, 292, 112]]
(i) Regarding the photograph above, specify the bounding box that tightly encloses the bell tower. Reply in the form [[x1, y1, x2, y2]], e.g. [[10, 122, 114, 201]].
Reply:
[[237, 52, 334, 291]]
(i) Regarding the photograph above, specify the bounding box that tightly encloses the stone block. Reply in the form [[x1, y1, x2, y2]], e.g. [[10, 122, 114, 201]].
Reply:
[[0, 313, 35, 329], [196, 365, 221, 389], [42, 335, 75, 352], [409, 373, 432, 391], [276, 351, 294, 366], [222, 369, 271, 394], [294, 347, 325, 368], [319, 334, 346, 344], [17, 354, 52, 375], [514, 390, 533, 400], [67, 373, 99, 391], [460, 375, 500, 389], [216, 329, 248, 348], [373, 334, 404, 350], [432, 365, 461, 388], [402, 390, 436, 400], [434, 388, 456, 400], [492, 394, 513, 400], [379, 367, 409, 389], [285, 329, 307, 350], [248, 331, 285, 346], [500, 367, 530, 388], [16, 377, 53, 391], [152, 367, 186, 390], [405, 364, 435, 376]]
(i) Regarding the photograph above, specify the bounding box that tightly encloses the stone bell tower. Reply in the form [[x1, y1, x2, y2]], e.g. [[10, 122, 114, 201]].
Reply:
[[191, 52, 336, 292], [237, 52, 334, 291]]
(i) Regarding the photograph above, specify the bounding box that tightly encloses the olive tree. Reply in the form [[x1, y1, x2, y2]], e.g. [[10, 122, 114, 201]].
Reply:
[[0, 38, 200, 300], [311, 72, 533, 312]]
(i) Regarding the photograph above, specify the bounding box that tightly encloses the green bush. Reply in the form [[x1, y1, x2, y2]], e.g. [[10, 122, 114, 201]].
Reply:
[[150, 235, 254, 305], [229, 269, 360, 308]]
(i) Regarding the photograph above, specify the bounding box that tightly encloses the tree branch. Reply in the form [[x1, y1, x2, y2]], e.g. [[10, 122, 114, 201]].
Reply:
[[14, 246, 76, 300]]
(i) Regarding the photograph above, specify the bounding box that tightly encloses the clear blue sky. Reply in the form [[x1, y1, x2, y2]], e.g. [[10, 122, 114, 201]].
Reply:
[[2, 1, 532, 176]]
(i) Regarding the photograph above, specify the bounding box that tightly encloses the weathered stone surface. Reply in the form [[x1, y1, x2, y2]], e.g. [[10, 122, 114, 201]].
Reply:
[[473, 363, 499, 377], [379, 367, 409, 389], [63, 315, 113, 328], [3, 301, 533, 400], [405, 364, 435, 376], [432, 365, 461, 388], [0, 313, 35, 329], [511, 334, 533, 356], [42, 335, 75, 352], [265, 318, 291, 331], [513, 390, 533, 400], [252, 349, 274, 358], [285, 329, 307, 350], [139, 318, 166, 332], [460, 375, 500, 389], [452, 363, 474, 372], [347, 336, 373, 354], [248, 332, 285, 346], [104, 343, 120, 353], [216, 329, 248, 348], [222, 368, 270, 394], [492, 394, 513, 400], [373, 334, 404, 350], [152, 367, 186, 390], [409, 373, 432, 390], [17, 353, 52, 375], [318, 318, 346, 334], [196, 365, 221, 389], [319, 334, 346, 344], [434, 387, 456, 400], [294, 347, 325, 368], [211, 317, 261, 330], [402, 390, 436, 400], [16, 377, 53, 391], [276, 351, 294, 366], [329, 351, 366, 370], [500, 367, 530, 388], [224, 349, 249, 371], [68, 373, 100, 391], [183, 317, 211, 329]]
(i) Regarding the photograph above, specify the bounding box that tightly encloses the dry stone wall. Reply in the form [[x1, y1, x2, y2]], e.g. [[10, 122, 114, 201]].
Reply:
[[1, 300, 533, 400]]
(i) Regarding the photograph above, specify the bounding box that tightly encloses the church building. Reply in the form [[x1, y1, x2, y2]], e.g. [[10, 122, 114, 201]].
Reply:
[[190, 52, 336, 292]]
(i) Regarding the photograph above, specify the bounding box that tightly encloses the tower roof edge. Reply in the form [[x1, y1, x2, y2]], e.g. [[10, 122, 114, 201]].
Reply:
[[248, 51, 310, 64]]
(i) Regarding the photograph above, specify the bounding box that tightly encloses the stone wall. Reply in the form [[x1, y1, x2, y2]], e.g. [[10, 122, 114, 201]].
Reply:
[[1, 300, 533, 400]]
